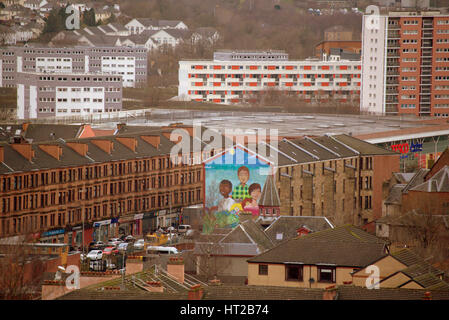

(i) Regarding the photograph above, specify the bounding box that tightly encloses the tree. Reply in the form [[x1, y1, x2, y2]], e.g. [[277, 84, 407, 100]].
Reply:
[[0, 235, 45, 299], [82, 8, 97, 26]]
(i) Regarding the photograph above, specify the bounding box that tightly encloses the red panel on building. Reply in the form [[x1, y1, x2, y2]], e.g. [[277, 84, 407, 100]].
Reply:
[[213, 65, 221, 70], [268, 66, 276, 70], [249, 66, 258, 70], [321, 65, 330, 70], [304, 66, 311, 70], [285, 66, 294, 70]]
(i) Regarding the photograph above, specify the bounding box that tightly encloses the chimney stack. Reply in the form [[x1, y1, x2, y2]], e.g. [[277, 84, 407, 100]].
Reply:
[[141, 135, 161, 150], [11, 143, 34, 162]]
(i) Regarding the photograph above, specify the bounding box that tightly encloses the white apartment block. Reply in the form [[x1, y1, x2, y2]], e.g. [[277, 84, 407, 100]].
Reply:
[[0, 46, 148, 88], [16, 72, 123, 119], [178, 51, 361, 104], [361, 10, 449, 117]]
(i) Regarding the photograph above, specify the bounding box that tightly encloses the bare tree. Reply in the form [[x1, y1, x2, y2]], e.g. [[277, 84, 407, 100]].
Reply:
[[0, 235, 45, 300]]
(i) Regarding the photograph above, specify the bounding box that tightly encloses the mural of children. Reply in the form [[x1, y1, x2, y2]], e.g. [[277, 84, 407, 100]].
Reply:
[[217, 179, 236, 212], [242, 183, 262, 217], [232, 166, 251, 202]]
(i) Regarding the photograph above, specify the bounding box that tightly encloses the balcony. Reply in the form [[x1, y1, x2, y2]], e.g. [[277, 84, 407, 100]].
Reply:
[[386, 79, 399, 85], [423, 31, 433, 38], [388, 31, 400, 39], [385, 105, 399, 114]]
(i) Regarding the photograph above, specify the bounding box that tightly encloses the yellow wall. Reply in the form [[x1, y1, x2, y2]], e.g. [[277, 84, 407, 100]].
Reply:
[[248, 263, 354, 288], [379, 272, 411, 288], [400, 281, 424, 289], [352, 256, 406, 287]]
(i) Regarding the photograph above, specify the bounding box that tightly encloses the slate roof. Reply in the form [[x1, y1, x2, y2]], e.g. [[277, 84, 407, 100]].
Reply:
[[335, 285, 449, 300], [410, 166, 449, 192], [23, 124, 84, 142], [391, 248, 444, 277], [0, 125, 226, 174], [263, 216, 334, 244], [248, 225, 388, 267], [248, 134, 396, 167], [194, 220, 275, 256], [384, 184, 406, 205], [393, 172, 415, 184], [203, 285, 324, 300], [258, 174, 280, 207], [401, 168, 429, 193]]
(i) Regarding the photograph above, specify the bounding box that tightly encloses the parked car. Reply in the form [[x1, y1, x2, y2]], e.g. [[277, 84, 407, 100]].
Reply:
[[102, 246, 118, 255], [178, 225, 191, 234], [117, 242, 132, 254], [133, 239, 145, 251], [86, 250, 103, 260], [108, 238, 123, 246], [125, 235, 136, 243], [146, 246, 179, 255], [89, 241, 106, 251]]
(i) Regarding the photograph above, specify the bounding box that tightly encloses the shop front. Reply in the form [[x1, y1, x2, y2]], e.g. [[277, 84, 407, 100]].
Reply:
[[70, 223, 93, 250], [40, 228, 65, 244], [118, 215, 135, 237], [133, 213, 144, 236], [142, 211, 157, 235], [164, 208, 181, 228], [93, 219, 112, 242]]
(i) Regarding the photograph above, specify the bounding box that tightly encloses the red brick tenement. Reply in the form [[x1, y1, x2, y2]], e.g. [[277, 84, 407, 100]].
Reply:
[[0, 125, 222, 246], [361, 10, 449, 117]]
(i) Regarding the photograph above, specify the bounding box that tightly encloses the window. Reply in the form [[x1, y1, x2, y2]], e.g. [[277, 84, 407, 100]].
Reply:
[[285, 264, 303, 281], [259, 264, 268, 275], [318, 266, 336, 283]]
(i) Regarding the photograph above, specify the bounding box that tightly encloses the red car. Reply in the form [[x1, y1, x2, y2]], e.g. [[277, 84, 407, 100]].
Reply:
[[102, 246, 119, 255]]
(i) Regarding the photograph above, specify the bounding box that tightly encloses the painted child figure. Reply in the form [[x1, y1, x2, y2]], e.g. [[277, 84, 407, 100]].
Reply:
[[242, 183, 262, 217], [217, 179, 236, 212], [232, 166, 251, 202]]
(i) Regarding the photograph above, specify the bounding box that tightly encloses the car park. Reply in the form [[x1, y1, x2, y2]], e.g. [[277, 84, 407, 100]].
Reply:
[[86, 250, 103, 260]]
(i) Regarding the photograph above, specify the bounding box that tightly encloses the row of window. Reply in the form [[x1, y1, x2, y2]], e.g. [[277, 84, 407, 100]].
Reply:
[[258, 264, 336, 283], [0, 160, 201, 192], [0, 189, 201, 237], [0, 173, 202, 214]]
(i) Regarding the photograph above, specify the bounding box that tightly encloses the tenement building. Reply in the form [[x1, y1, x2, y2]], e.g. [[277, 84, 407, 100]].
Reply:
[[0, 45, 148, 88], [361, 10, 449, 116], [257, 135, 399, 230], [16, 71, 123, 119], [178, 50, 361, 104], [0, 125, 223, 247]]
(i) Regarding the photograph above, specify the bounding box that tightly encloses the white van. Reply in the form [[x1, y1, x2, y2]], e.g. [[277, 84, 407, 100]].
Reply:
[[178, 225, 191, 234], [146, 246, 179, 255]]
